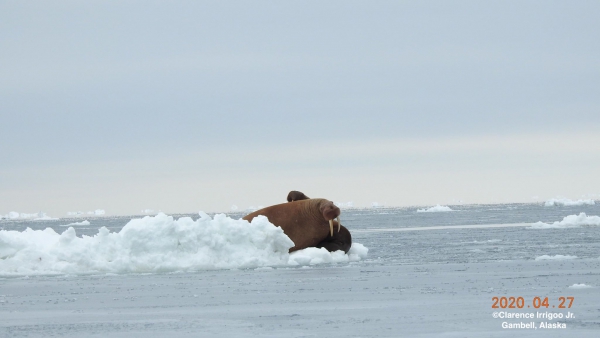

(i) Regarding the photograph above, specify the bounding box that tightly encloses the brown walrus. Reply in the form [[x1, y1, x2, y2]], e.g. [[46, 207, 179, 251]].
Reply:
[[243, 191, 352, 253], [287, 190, 310, 202]]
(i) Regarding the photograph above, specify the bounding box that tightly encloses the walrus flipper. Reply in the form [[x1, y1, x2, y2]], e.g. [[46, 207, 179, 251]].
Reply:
[[316, 224, 352, 254]]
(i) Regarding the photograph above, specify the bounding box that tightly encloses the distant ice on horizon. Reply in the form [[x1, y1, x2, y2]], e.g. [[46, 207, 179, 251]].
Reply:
[[67, 211, 84, 216], [1, 211, 58, 221], [417, 205, 453, 213], [67, 210, 105, 216], [544, 198, 595, 207], [529, 212, 600, 229], [335, 202, 354, 208]]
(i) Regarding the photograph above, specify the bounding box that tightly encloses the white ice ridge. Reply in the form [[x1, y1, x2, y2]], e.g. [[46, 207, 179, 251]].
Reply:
[[568, 284, 593, 289], [417, 205, 453, 213], [528, 213, 600, 229], [59, 220, 91, 227], [535, 255, 577, 261], [0, 213, 368, 276], [544, 198, 595, 207]]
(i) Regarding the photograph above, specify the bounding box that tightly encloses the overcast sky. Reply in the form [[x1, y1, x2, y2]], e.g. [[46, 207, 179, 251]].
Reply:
[[1, 1, 599, 216]]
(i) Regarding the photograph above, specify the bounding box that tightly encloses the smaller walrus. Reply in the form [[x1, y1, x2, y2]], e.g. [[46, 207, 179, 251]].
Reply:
[[287, 190, 310, 202]]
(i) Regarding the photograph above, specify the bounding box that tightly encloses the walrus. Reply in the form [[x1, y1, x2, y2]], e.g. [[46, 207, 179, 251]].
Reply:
[[287, 190, 310, 202], [242, 191, 352, 253], [285, 190, 352, 253]]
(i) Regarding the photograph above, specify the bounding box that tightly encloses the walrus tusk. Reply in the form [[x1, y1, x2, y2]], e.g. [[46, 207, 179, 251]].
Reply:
[[329, 219, 334, 237], [336, 217, 340, 233]]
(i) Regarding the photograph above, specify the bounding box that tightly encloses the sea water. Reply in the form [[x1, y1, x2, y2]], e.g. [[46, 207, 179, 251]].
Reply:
[[1, 202, 599, 337]]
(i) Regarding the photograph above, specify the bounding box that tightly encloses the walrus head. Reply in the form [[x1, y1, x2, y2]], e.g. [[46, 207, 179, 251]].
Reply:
[[319, 201, 341, 237]]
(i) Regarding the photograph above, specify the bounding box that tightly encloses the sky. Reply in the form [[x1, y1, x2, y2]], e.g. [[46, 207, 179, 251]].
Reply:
[[1, 1, 599, 216]]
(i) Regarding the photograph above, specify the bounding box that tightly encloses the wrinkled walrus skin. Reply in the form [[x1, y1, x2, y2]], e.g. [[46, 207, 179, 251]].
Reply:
[[285, 191, 352, 253], [243, 198, 343, 253]]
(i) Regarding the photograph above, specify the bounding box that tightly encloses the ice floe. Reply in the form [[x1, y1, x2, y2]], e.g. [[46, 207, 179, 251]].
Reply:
[[0, 212, 367, 276], [535, 255, 577, 261], [544, 198, 595, 207], [288, 243, 368, 266], [528, 213, 600, 229], [1, 212, 58, 221], [417, 205, 453, 213], [568, 283, 593, 289], [59, 220, 91, 227]]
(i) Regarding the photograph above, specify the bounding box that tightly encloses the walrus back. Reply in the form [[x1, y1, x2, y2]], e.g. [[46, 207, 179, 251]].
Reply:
[[242, 199, 331, 252]]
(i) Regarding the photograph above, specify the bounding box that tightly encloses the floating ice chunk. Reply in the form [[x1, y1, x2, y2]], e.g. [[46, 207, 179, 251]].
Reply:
[[347, 243, 369, 260], [0, 212, 368, 276], [535, 255, 577, 261], [417, 205, 453, 213], [60, 220, 90, 227], [94, 209, 105, 216], [568, 283, 593, 289], [141, 209, 155, 214], [288, 243, 368, 266], [528, 213, 600, 229], [8, 212, 20, 219], [544, 198, 595, 207]]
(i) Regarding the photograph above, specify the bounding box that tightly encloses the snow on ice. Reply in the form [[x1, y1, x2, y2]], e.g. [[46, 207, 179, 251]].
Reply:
[[544, 198, 595, 206], [417, 205, 453, 213], [0, 212, 367, 276], [528, 212, 600, 229]]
